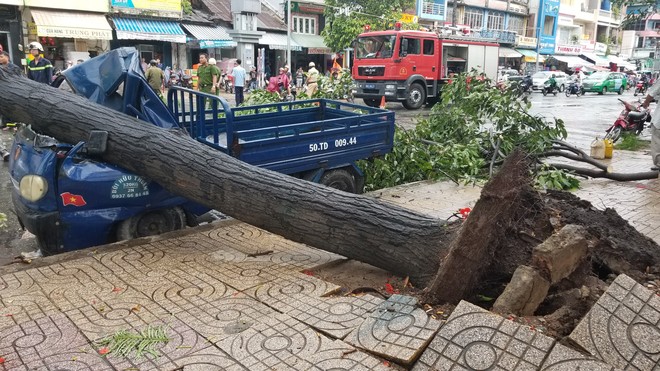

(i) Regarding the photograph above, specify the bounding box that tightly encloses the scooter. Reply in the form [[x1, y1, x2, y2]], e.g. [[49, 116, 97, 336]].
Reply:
[[564, 80, 584, 97], [181, 74, 193, 89], [605, 99, 651, 142], [541, 80, 559, 96], [634, 81, 648, 96], [222, 73, 233, 93]]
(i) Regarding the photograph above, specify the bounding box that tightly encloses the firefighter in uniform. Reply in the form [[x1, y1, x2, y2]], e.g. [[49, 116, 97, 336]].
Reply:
[[26, 42, 53, 85]]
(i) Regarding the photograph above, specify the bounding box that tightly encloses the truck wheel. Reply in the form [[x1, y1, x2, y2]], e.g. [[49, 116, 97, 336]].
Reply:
[[320, 169, 357, 193], [402, 83, 426, 110], [117, 207, 187, 241], [363, 98, 379, 107]]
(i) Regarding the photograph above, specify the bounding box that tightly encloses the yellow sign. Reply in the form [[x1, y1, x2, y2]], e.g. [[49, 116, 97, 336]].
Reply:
[[400, 14, 418, 23], [28, 22, 37, 35], [399, 67, 408, 75]]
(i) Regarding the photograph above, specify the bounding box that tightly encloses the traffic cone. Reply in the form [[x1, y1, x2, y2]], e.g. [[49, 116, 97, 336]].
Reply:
[[379, 96, 386, 109]]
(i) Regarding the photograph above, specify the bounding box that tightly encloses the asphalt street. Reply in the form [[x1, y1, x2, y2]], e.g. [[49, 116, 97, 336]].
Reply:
[[0, 87, 652, 265]]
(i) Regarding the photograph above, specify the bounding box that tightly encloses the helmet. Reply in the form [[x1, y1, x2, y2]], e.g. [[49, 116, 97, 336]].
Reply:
[[28, 41, 43, 52], [308, 62, 315, 67], [149, 59, 157, 65], [551, 74, 556, 78], [208, 58, 217, 65]]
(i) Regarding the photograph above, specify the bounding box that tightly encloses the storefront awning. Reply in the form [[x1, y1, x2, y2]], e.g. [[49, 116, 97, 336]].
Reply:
[[111, 17, 186, 43], [499, 47, 523, 58], [516, 49, 545, 63], [607, 55, 636, 70], [258, 33, 302, 51], [551, 55, 594, 68], [579, 52, 610, 67], [31, 9, 112, 40], [291, 34, 331, 54], [181, 24, 237, 48]]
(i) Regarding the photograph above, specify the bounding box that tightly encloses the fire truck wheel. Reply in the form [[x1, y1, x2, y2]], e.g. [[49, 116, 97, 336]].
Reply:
[[363, 98, 380, 107], [320, 169, 357, 193], [403, 83, 426, 110], [116, 207, 187, 241]]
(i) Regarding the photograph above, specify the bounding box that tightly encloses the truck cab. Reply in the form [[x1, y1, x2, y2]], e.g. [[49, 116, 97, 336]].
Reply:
[[352, 27, 499, 110]]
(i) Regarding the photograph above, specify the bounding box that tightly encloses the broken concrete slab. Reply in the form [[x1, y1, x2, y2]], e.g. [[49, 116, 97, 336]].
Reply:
[[532, 224, 589, 284], [413, 300, 555, 370], [569, 274, 660, 370], [540, 341, 617, 370], [278, 339, 401, 370], [492, 265, 551, 316], [344, 294, 441, 365]]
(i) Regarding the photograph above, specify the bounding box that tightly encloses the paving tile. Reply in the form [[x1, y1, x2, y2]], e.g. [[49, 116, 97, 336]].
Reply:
[[247, 270, 342, 307], [63, 287, 167, 342], [174, 346, 248, 371], [278, 339, 400, 370], [96, 245, 172, 274], [345, 294, 441, 365], [0, 313, 112, 371], [569, 274, 660, 370], [540, 342, 618, 370], [216, 312, 337, 371], [282, 294, 384, 339], [0, 290, 59, 332], [412, 301, 555, 371], [0, 271, 40, 298], [186, 261, 296, 292], [172, 293, 277, 342]]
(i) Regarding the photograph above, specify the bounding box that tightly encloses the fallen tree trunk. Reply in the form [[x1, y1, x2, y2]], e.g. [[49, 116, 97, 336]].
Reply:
[[0, 69, 452, 285]]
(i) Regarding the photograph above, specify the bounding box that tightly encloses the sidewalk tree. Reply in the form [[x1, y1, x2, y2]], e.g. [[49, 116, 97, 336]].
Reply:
[[322, 0, 415, 52]]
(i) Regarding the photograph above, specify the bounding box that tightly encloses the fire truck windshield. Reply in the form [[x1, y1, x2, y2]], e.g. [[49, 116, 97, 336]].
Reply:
[[355, 35, 396, 59]]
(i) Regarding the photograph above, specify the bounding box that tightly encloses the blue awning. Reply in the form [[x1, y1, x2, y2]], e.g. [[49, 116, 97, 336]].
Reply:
[[111, 17, 186, 43], [181, 24, 237, 49]]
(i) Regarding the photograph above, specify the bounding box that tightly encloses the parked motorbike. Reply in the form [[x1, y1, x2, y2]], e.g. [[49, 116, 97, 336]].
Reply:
[[168, 70, 180, 88], [222, 73, 234, 93], [605, 98, 651, 142], [564, 80, 584, 97], [541, 80, 559, 96], [181, 74, 193, 89], [634, 81, 648, 97]]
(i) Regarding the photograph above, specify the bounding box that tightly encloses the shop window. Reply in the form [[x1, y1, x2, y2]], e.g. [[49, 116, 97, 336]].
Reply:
[[463, 8, 484, 30], [487, 11, 504, 30], [508, 15, 525, 35]]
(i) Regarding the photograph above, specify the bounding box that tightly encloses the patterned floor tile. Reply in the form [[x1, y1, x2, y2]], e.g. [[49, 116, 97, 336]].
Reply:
[[412, 301, 555, 371], [216, 312, 332, 371], [96, 245, 171, 274], [283, 294, 384, 339], [569, 274, 660, 370], [0, 271, 39, 298], [278, 339, 399, 370], [345, 294, 441, 365], [0, 313, 112, 371], [191, 261, 299, 291], [0, 290, 59, 332], [540, 342, 617, 370], [247, 270, 341, 307], [172, 293, 277, 342], [173, 346, 248, 371]]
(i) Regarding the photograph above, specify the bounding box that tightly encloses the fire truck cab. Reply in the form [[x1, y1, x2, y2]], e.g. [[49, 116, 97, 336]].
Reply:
[[352, 28, 499, 110]]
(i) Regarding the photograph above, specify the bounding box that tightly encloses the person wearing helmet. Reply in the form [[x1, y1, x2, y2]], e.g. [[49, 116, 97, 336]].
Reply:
[[145, 59, 165, 97], [306, 61, 319, 97], [546, 73, 557, 92], [207, 58, 221, 94], [27, 42, 53, 85]]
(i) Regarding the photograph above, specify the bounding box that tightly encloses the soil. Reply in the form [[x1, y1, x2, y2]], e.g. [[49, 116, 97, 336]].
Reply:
[[313, 186, 660, 342]]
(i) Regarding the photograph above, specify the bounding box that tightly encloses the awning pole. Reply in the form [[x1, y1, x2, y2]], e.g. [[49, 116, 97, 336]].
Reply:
[[287, 0, 291, 68]]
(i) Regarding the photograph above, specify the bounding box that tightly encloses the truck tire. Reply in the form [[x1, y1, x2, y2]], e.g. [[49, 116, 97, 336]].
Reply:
[[116, 206, 187, 241], [320, 169, 357, 193], [402, 83, 426, 110], [363, 98, 380, 107]]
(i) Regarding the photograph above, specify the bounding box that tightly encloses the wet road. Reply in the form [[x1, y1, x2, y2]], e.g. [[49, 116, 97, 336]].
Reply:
[[0, 87, 651, 264]]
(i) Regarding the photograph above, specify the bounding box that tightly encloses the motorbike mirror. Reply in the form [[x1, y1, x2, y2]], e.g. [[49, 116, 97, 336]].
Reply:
[[85, 130, 109, 156]]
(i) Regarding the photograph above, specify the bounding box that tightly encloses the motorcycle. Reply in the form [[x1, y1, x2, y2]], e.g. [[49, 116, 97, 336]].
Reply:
[[564, 80, 584, 97], [180, 74, 193, 89], [517, 76, 533, 97], [633, 81, 648, 96], [541, 80, 559, 96], [222, 73, 233, 93], [605, 98, 651, 142]]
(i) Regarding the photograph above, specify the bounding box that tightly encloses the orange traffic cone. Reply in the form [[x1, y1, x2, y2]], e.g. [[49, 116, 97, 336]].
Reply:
[[379, 96, 386, 109]]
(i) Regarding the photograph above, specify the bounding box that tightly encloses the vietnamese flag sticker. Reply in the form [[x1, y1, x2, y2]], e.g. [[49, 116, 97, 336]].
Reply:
[[60, 192, 87, 207]]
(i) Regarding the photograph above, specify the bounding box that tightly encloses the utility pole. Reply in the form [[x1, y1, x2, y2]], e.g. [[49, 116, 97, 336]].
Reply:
[[286, 0, 291, 69], [451, 0, 458, 27], [535, 27, 540, 73]]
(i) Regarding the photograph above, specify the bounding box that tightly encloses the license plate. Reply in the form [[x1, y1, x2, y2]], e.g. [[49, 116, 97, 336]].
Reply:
[[365, 84, 375, 89]]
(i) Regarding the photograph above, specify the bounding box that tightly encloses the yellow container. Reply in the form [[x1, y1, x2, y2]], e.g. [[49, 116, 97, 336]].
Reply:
[[590, 137, 605, 159], [604, 139, 613, 159]]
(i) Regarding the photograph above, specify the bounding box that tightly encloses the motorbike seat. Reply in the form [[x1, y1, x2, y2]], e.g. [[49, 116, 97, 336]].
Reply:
[[628, 111, 647, 122]]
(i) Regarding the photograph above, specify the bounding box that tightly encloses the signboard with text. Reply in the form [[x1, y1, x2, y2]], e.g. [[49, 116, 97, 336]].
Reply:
[[516, 35, 537, 47], [111, 0, 181, 18], [555, 44, 581, 54]]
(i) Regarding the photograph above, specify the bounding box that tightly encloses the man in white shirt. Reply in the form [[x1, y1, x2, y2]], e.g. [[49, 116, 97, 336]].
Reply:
[[231, 59, 247, 106]]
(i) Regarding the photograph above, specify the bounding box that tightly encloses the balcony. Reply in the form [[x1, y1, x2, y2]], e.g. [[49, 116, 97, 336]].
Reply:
[[421, 0, 446, 21], [472, 29, 517, 44], [597, 9, 620, 25], [575, 9, 596, 22]]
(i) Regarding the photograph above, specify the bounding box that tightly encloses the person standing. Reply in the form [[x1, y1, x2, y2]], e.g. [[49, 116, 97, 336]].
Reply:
[[145, 59, 165, 97], [26, 42, 53, 85], [642, 80, 660, 171], [0, 50, 24, 76], [249, 66, 257, 91], [305, 61, 319, 97], [197, 53, 218, 95], [232, 59, 246, 106], [207, 58, 221, 95]]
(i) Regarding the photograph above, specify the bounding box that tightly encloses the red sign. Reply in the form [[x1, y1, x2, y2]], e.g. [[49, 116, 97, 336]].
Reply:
[[555, 45, 581, 55], [61, 192, 87, 207]]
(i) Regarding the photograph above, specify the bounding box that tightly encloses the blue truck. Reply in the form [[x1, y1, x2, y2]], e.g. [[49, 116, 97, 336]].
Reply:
[[8, 48, 395, 255]]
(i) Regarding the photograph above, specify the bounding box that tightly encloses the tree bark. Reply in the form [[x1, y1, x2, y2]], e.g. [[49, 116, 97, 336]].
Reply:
[[0, 69, 452, 285], [424, 150, 536, 304]]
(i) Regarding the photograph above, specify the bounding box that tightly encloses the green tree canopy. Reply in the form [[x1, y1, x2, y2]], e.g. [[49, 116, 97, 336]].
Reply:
[[322, 0, 415, 51]]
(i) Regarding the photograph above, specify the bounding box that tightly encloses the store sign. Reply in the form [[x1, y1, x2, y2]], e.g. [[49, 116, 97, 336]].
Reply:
[[37, 25, 113, 40], [558, 16, 574, 26], [595, 42, 607, 53], [508, 4, 527, 14], [27, 22, 37, 35], [309, 47, 332, 54], [400, 14, 419, 23], [24, 0, 108, 12], [111, 0, 181, 17], [516, 35, 537, 47], [555, 44, 581, 54], [200, 40, 237, 48]]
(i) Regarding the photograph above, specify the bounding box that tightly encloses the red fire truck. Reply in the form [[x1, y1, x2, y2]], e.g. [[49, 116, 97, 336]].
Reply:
[[352, 27, 500, 110]]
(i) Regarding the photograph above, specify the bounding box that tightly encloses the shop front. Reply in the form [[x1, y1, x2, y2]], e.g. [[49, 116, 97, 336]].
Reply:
[[291, 33, 332, 73], [181, 23, 236, 69], [257, 32, 301, 77], [0, 2, 21, 66]]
